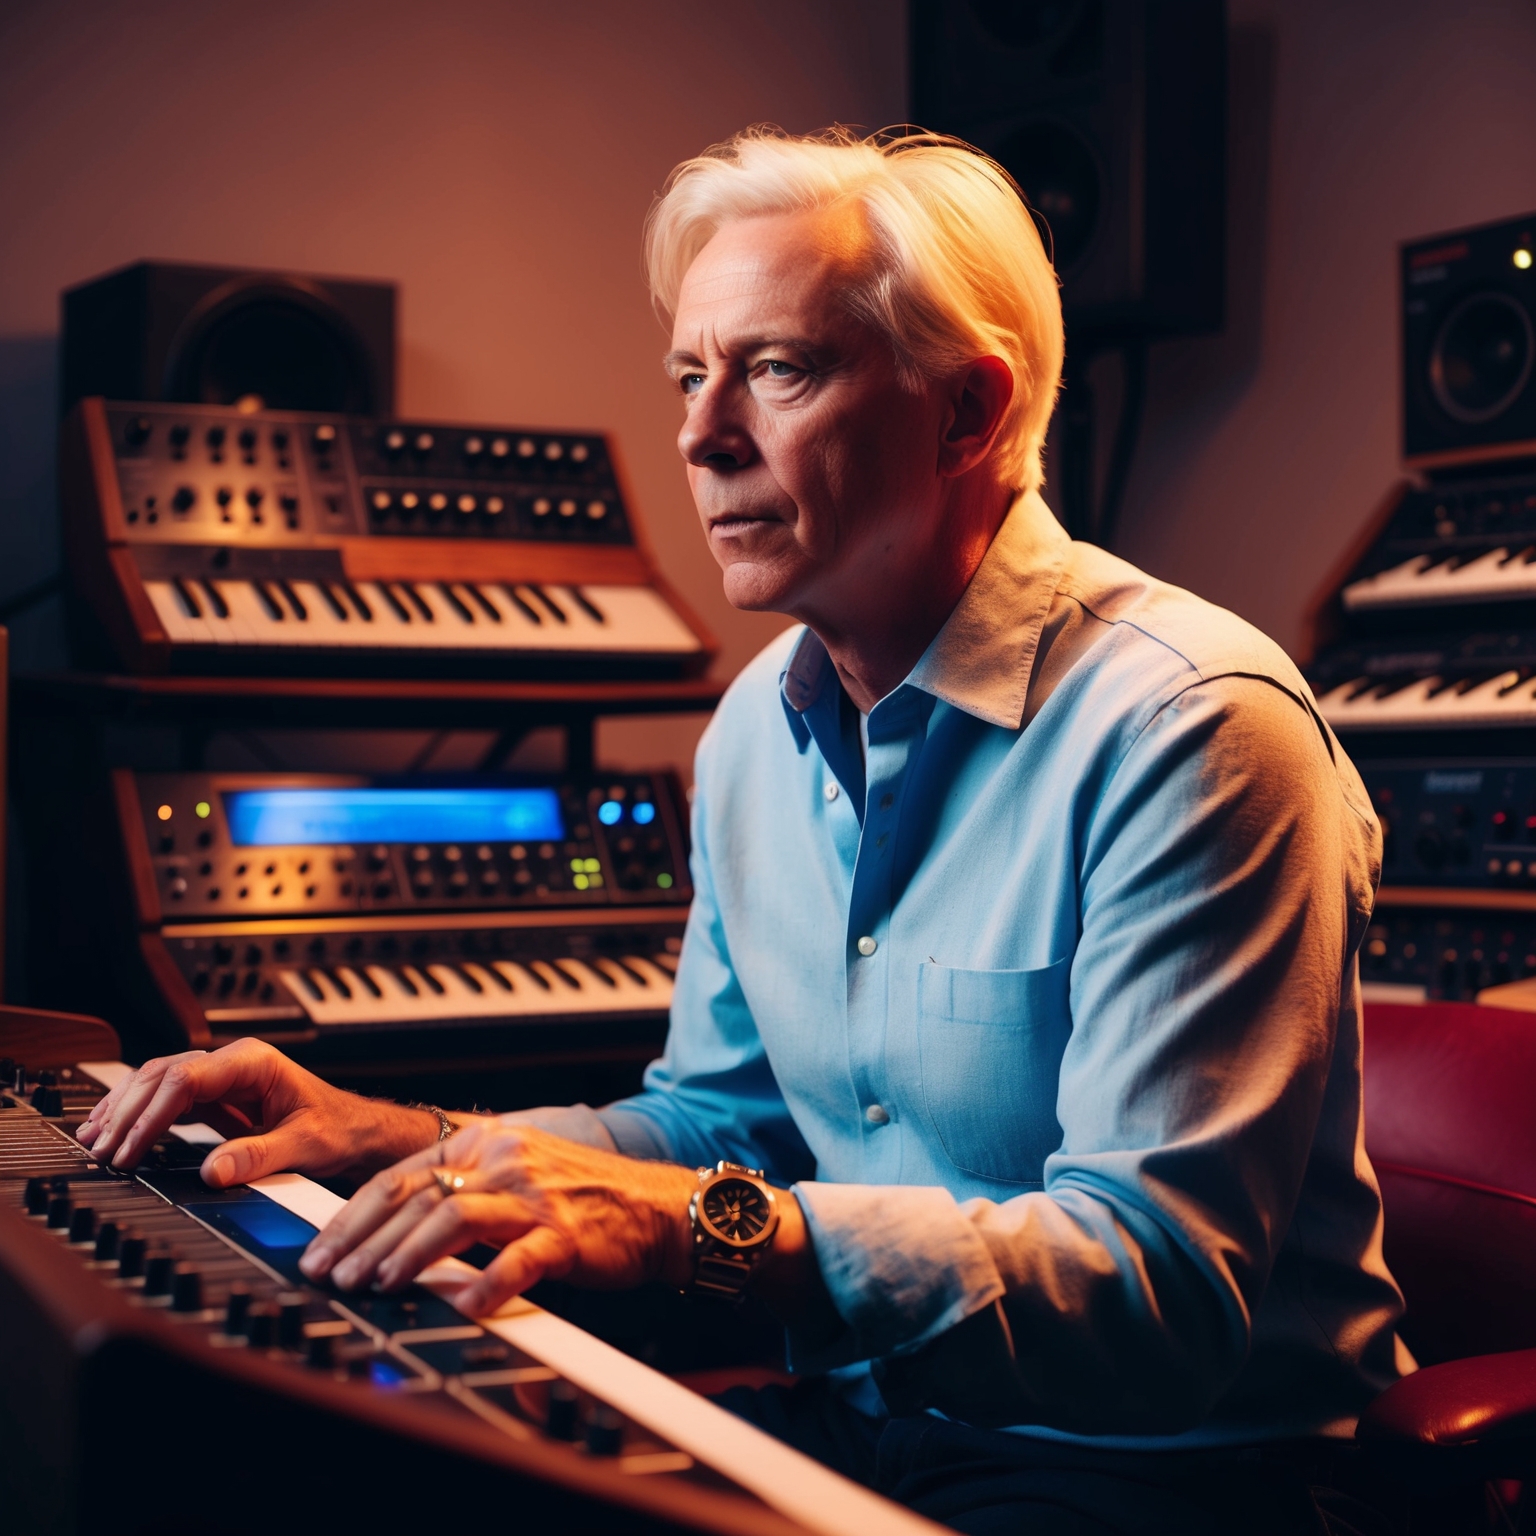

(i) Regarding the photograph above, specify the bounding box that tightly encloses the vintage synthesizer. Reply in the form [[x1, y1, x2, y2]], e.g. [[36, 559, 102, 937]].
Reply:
[[61, 397, 715, 677], [112, 769, 690, 1055], [1307, 467, 1536, 734], [0, 1049, 937, 1536]]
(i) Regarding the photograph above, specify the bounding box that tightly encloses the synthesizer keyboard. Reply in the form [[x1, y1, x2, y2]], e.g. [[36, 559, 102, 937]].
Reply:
[[1308, 469, 1536, 736], [112, 770, 690, 1055], [61, 397, 715, 678], [0, 1056, 940, 1536]]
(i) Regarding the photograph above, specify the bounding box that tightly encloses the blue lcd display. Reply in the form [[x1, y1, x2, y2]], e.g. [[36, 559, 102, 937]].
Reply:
[[223, 788, 565, 847]]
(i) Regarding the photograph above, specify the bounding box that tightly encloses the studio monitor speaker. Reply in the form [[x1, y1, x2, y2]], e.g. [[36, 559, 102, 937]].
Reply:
[[1403, 212, 1536, 470], [61, 261, 396, 417], [910, 0, 1226, 340]]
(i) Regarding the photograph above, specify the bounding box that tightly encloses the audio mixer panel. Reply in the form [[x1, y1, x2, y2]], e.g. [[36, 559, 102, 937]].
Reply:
[[61, 397, 715, 677], [0, 1064, 843, 1536]]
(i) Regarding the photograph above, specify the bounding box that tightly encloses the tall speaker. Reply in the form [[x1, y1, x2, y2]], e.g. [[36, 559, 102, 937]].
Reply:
[[61, 261, 396, 417], [911, 0, 1226, 340], [1403, 212, 1536, 471]]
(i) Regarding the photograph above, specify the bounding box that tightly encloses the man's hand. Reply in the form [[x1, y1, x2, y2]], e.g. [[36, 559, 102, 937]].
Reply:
[[297, 1118, 699, 1317], [75, 1039, 444, 1187]]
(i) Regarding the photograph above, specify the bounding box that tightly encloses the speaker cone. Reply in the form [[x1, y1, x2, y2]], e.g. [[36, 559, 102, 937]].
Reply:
[[164, 278, 379, 414], [992, 119, 1102, 274], [1429, 291, 1535, 426]]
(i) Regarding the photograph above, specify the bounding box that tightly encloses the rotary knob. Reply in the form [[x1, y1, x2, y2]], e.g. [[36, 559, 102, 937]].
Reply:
[[277, 1292, 307, 1349], [94, 1221, 121, 1262], [46, 1193, 72, 1228], [224, 1286, 252, 1335], [246, 1302, 279, 1348], [68, 1205, 97, 1244], [143, 1250, 176, 1296], [171, 1265, 204, 1313], [546, 1379, 579, 1440], [23, 1177, 48, 1215], [117, 1233, 147, 1279]]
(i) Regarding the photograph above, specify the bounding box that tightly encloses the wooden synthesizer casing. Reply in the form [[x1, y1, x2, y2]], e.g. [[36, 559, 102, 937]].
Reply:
[[60, 396, 717, 678]]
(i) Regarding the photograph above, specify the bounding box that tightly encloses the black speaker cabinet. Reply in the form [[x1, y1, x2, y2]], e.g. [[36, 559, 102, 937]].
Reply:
[[1403, 212, 1536, 471], [61, 261, 396, 417], [911, 0, 1226, 340]]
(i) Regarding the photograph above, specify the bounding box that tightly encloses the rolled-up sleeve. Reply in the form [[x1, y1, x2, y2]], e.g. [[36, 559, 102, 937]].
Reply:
[[791, 677, 1380, 1432]]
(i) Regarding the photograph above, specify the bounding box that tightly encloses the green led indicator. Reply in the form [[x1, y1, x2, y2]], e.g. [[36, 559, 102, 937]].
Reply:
[[573, 873, 590, 890], [656, 872, 674, 889], [194, 801, 211, 819]]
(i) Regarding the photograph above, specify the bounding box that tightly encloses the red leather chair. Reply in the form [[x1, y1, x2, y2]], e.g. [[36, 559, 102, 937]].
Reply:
[[1358, 1000, 1536, 1526]]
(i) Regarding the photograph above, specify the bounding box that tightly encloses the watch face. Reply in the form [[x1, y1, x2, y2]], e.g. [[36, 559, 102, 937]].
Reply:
[[699, 1177, 774, 1246]]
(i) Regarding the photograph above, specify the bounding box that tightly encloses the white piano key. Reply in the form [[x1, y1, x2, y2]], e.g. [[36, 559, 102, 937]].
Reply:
[[142, 576, 703, 657], [278, 954, 673, 1028], [1342, 547, 1536, 611], [1317, 670, 1536, 730]]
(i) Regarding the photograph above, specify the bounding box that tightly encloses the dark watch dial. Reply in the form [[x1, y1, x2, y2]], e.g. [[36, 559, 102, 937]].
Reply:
[[700, 1178, 773, 1245]]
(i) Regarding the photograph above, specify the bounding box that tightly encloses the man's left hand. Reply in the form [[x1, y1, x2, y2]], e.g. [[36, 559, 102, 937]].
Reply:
[[297, 1120, 699, 1316]]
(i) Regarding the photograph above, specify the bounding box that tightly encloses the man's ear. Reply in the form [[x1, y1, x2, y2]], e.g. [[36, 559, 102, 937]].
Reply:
[[937, 356, 1014, 478]]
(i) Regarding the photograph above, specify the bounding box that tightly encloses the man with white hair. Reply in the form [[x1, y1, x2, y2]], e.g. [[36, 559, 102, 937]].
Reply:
[[84, 128, 1408, 1533]]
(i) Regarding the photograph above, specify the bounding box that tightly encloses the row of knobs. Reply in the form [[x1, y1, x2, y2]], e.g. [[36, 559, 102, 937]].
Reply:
[[22, 1178, 624, 1449], [2, 1061, 64, 1116], [25, 1179, 205, 1310], [377, 429, 590, 467]]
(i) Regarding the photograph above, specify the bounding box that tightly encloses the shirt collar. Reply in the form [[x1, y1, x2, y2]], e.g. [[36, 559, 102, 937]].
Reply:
[[779, 490, 1071, 739]]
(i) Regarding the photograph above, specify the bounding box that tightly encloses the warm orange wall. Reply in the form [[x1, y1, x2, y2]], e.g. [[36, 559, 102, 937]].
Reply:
[[5, 0, 1536, 776], [0, 0, 903, 771]]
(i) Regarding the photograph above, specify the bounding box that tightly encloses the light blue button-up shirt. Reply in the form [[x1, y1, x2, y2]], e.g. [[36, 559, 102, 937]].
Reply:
[[528, 491, 1409, 1446]]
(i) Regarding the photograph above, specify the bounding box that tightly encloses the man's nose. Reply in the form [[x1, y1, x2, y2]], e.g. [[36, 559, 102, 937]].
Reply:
[[677, 383, 752, 471]]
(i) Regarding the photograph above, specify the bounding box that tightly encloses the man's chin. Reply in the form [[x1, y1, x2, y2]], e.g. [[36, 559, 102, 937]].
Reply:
[[718, 558, 800, 615]]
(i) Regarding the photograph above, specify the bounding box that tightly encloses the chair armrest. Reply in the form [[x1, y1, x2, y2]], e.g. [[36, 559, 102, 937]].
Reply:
[[1358, 1349, 1536, 1446]]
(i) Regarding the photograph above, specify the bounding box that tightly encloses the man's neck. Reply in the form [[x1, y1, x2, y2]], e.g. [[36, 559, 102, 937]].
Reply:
[[803, 478, 1015, 714]]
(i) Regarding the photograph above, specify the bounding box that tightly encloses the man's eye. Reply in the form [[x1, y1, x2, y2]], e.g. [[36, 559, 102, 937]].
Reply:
[[764, 361, 798, 378], [679, 373, 705, 394]]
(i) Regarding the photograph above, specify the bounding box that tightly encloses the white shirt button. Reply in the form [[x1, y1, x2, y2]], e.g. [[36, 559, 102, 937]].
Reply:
[[856, 935, 877, 956], [865, 1103, 889, 1126], [824, 781, 839, 802]]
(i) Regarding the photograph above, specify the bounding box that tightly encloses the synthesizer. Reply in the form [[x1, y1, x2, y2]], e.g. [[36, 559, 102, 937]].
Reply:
[[1307, 468, 1536, 734], [61, 397, 715, 678], [110, 770, 690, 1057], [0, 1047, 940, 1536]]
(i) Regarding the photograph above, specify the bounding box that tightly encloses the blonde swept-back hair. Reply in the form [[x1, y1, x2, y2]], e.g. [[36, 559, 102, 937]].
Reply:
[[644, 125, 1064, 493]]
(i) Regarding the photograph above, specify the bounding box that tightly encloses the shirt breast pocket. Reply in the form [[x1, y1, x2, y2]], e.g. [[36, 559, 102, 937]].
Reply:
[[915, 957, 1072, 1186]]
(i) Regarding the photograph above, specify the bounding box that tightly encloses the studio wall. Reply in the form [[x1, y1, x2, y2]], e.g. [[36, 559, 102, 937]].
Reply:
[[3, 0, 1536, 781]]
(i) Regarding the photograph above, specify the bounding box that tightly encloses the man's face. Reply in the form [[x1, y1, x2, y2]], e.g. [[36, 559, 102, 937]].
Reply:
[[666, 209, 953, 627]]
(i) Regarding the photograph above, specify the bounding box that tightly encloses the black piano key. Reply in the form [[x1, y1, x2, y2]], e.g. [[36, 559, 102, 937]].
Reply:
[[522, 964, 552, 992], [502, 586, 543, 625], [200, 579, 230, 618], [585, 962, 617, 990], [354, 968, 383, 998], [293, 972, 324, 1002], [466, 585, 503, 623], [549, 961, 584, 992], [527, 584, 567, 624], [317, 583, 350, 621], [321, 968, 352, 999], [391, 967, 420, 997], [379, 585, 413, 623], [253, 581, 285, 622], [439, 584, 475, 624], [481, 964, 513, 992], [172, 577, 202, 618], [614, 958, 651, 986], [276, 580, 308, 621], [418, 968, 445, 996], [400, 583, 435, 623], [342, 582, 375, 621], [454, 966, 484, 994], [568, 587, 606, 624]]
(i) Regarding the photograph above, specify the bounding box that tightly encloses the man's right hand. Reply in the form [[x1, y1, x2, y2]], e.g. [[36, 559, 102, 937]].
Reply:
[[75, 1040, 444, 1188]]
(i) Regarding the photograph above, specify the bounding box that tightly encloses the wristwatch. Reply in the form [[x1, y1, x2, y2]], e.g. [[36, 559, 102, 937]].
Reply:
[[686, 1161, 780, 1301]]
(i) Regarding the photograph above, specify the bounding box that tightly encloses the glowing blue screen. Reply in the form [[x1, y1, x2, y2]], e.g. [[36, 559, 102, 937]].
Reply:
[[224, 788, 565, 847]]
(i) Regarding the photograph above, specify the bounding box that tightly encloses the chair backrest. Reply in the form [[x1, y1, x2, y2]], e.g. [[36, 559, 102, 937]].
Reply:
[[1363, 1000, 1536, 1365]]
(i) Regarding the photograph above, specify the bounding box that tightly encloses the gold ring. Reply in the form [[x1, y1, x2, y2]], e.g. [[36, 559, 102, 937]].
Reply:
[[432, 1169, 467, 1197]]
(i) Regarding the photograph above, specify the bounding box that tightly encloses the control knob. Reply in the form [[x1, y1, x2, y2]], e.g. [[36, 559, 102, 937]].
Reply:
[[46, 1193, 72, 1228], [117, 1233, 147, 1279], [171, 1265, 204, 1313], [546, 1378, 579, 1440], [33, 1086, 64, 1117], [68, 1205, 97, 1244], [246, 1302, 279, 1348], [586, 1404, 623, 1457], [94, 1221, 121, 1262], [24, 1177, 49, 1215], [224, 1286, 252, 1335], [143, 1250, 176, 1296]]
